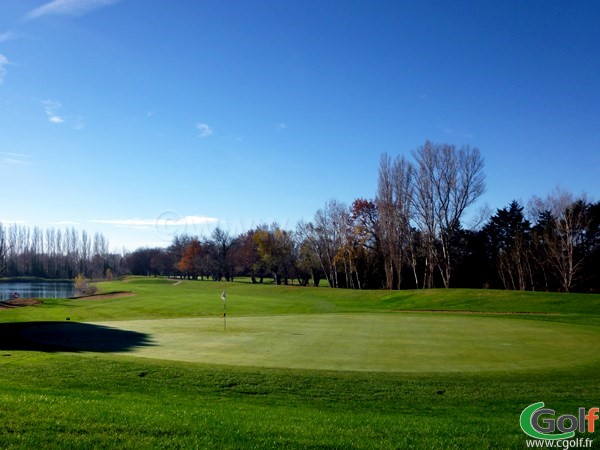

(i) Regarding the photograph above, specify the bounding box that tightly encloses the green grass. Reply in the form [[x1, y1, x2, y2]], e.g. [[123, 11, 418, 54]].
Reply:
[[17, 314, 597, 373], [8, 277, 600, 321], [0, 277, 599, 448]]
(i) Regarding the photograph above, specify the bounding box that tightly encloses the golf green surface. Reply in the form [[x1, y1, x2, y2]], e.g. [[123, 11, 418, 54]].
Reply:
[[20, 313, 600, 372]]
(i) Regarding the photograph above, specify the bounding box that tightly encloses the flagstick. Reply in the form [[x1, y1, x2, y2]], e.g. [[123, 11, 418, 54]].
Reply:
[[221, 290, 227, 332]]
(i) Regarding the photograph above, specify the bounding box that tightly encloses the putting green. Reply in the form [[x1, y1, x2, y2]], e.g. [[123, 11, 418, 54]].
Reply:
[[56, 313, 596, 373]]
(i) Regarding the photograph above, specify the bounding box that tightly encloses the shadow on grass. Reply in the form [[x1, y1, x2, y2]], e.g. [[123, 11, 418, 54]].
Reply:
[[0, 321, 155, 353]]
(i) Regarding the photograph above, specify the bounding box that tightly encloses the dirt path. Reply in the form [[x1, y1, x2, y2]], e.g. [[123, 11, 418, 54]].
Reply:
[[70, 292, 135, 301], [0, 298, 43, 309]]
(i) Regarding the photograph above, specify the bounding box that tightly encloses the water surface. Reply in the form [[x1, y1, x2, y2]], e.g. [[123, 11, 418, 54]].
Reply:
[[0, 282, 75, 301]]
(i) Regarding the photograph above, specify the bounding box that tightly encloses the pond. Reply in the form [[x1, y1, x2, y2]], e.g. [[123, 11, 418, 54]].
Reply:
[[0, 282, 76, 301]]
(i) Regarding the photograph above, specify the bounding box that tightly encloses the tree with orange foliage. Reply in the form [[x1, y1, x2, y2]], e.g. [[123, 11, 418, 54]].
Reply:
[[177, 239, 204, 280]]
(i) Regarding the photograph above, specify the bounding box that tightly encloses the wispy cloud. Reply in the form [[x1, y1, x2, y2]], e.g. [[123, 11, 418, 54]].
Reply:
[[26, 0, 122, 21], [43, 100, 64, 124], [40, 100, 84, 128], [438, 123, 475, 140], [48, 220, 81, 225], [72, 116, 85, 130], [0, 152, 33, 167], [0, 31, 19, 43], [196, 123, 213, 138], [0, 54, 9, 84], [49, 115, 64, 124], [91, 215, 220, 227], [0, 218, 28, 225]]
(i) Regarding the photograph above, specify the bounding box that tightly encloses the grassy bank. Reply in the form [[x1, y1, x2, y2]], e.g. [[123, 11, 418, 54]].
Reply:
[[0, 277, 598, 448]]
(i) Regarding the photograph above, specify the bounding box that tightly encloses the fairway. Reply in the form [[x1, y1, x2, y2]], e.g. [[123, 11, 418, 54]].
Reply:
[[20, 313, 600, 372]]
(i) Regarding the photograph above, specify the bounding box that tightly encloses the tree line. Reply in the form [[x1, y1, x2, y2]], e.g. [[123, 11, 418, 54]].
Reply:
[[124, 142, 598, 293], [0, 224, 123, 280], [2, 141, 597, 292]]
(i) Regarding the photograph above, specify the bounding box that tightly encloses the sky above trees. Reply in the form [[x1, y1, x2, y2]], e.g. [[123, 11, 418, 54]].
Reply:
[[1, 0, 598, 250]]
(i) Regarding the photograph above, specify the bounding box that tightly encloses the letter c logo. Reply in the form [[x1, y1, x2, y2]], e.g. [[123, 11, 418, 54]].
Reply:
[[520, 402, 575, 440]]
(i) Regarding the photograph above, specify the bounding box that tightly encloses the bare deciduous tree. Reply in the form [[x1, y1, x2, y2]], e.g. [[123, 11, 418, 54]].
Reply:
[[0, 223, 8, 275], [377, 153, 414, 289], [297, 200, 350, 288], [529, 188, 593, 292], [314, 200, 348, 288], [412, 141, 485, 288]]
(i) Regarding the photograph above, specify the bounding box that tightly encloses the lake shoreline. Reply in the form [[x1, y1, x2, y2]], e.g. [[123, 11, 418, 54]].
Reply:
[[0, 277, 73, 283]]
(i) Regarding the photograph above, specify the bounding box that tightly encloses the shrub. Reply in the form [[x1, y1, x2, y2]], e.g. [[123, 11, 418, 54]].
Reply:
[[74, 273, 98, 296]]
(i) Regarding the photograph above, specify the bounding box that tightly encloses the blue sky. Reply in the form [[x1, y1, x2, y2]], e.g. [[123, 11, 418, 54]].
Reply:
[[1, 0, 598, 250]]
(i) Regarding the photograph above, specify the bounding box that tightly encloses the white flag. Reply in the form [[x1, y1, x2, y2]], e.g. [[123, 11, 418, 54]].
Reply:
[[221, 291, 226, 301]]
